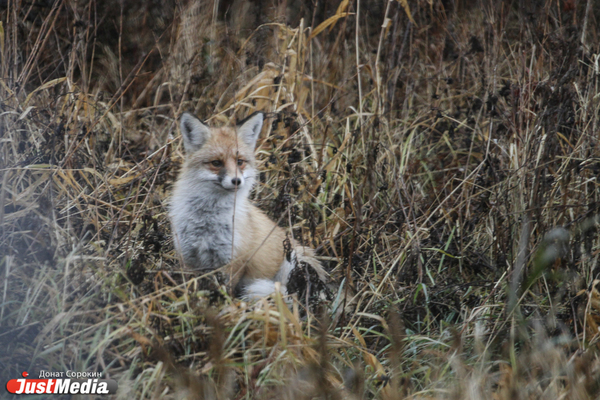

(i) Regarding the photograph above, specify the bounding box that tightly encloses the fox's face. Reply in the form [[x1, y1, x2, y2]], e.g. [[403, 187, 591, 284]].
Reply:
[[179, 112, 263, 194]]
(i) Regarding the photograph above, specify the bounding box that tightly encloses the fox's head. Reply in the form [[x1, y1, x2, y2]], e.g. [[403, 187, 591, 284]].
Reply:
[[178, 112, 263, 195]]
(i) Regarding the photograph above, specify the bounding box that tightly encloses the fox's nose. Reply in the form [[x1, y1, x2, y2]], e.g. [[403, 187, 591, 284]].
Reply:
[[231, 177, 242, 186]]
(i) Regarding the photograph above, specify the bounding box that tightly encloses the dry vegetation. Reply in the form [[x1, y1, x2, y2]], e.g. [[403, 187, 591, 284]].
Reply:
[[2, 0, 600, 398]]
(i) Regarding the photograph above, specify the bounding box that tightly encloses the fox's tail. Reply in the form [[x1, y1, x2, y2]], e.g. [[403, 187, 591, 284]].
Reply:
[[242, 248, 327, 300]]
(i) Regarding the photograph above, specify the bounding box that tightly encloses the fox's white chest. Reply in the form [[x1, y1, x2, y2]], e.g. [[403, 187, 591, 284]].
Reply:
[[170, 187, 246, 271]]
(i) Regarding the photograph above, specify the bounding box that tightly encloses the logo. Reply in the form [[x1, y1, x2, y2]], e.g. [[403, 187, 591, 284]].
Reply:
[[5, 371, 117, 395]]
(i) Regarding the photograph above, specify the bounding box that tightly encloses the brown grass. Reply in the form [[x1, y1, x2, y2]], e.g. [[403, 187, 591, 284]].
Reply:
[[1, 0, 600, 398]]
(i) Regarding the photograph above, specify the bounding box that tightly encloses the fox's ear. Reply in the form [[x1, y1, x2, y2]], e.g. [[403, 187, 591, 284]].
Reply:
[[180, 113, 210, 153], [237, 112, 263, 149]]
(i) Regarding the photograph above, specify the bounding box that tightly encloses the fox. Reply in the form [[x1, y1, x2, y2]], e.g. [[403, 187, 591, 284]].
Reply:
[[169, 111, 327, 299]]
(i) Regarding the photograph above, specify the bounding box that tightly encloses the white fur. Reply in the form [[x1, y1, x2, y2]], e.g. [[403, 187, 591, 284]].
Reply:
[[242, 249, 326, 300], [242, 254, 294, 300], [243, 279, 283, 300]]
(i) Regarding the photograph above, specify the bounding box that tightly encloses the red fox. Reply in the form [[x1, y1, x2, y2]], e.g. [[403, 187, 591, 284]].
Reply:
[[169, 112, 327, 299]]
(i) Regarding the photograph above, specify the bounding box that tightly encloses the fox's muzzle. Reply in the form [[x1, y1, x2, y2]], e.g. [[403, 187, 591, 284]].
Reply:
[[217, 166, 244, 190]]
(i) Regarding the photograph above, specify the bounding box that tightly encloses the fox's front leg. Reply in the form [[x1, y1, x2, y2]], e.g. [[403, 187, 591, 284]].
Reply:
[[224, 257, 248, 296]]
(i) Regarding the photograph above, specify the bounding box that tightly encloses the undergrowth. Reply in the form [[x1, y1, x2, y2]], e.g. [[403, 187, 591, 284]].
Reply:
[[1, 0, 600, 398]]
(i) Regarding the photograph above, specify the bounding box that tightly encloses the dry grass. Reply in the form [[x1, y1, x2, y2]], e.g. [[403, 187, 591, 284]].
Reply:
[[1, 0, 600, 398]]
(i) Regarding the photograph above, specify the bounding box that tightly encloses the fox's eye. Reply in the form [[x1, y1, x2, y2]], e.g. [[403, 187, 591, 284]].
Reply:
[[211, 160, 223, 167], [237, 159, 245, 166]]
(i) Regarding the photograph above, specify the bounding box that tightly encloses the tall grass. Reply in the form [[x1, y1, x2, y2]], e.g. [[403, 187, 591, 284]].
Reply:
[[1, 0, 600, 398]]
